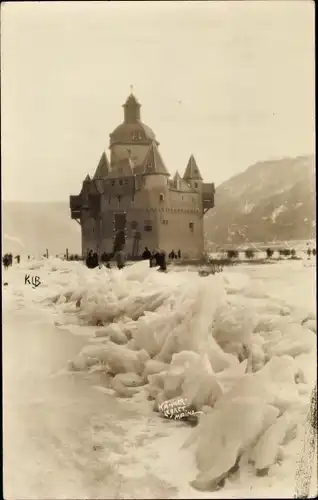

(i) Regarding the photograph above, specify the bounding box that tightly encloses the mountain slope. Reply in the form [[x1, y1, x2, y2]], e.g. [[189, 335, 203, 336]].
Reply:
[[2, 155, 315, 256], [204, 155, 316, 244], [2, 202, 81, 256]]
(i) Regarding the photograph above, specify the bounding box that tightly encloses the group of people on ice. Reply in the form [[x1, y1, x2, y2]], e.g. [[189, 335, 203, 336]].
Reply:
[[141, 247, 169, 271], [85, 248, 126, 270], [2, 253, 20, 269], [142, 247, 181, 262], [85, 245, 173, 272]]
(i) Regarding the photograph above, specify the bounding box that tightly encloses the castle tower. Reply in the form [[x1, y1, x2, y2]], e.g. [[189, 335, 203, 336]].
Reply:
[[173, 171, 182, 190], [70, 92, 215, 260], [123, 93, 141, 123], [183, 154, 203, 191], [93, 151, 110, 179], [141, 142, 170, 190], [109, 93, 158, 173]]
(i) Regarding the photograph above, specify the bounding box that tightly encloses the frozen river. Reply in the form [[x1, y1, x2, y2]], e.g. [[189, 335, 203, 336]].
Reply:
[[2, 258, 317, 499], [3, 311, 189, 499]]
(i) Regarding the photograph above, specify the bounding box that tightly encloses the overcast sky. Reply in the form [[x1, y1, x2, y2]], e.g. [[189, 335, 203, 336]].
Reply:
[[1, 1, 315, 202]]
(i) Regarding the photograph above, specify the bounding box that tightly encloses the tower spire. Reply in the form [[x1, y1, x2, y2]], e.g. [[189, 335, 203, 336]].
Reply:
[[130, 84, 134, 94], [123, 91, 141, 123]]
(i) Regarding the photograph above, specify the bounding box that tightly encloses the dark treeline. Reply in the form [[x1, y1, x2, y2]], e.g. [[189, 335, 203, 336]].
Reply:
[[223, 247, 316, 260]]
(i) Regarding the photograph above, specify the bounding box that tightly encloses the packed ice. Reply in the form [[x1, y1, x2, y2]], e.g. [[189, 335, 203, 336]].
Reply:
[[3, 256, 317, 497]]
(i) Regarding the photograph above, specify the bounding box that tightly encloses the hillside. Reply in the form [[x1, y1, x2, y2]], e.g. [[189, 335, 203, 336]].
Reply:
[[2, 202, 81, 257], [204, 155, 316, 245], [2, 155, 315, 256]]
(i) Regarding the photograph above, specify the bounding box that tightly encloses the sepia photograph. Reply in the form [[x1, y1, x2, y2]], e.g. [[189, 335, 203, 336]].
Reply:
[[1, 1, 316, 498]]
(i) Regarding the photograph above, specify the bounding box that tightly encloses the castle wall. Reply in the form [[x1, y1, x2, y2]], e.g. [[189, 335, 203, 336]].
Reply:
[[158, 211, 204, 258], [80, 177, 205, 259], [96, 189, 161, 255], [157, 188, 204, 258], [144, 175, 169, 190], [81, 212, 99, 255]]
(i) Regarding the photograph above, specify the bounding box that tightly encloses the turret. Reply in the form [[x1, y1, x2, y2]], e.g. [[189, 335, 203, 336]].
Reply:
[[173, 171, 182, 190], [140, 142, 170, 189], [123, 93, 141, 124], [93, 152, 110, 179], [183, 154, 203, 190], [142, 143, 169, 176]]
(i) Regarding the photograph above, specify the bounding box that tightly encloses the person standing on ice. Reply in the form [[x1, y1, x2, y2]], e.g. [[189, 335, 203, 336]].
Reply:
[[85, 250, 98, 269], [85, 250, 93, 268], [3, 255, 9, 270], [92, 251, 99, 268], [157, 250, 167, 272], [115, 249, 125, 269], [100, 252, 108, 264], [141, 247, 151, 260], [150, 249, 160, 268]]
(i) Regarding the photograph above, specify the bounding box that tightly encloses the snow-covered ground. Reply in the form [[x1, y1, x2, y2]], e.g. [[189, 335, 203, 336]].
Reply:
[[2, 257, 317, 499]]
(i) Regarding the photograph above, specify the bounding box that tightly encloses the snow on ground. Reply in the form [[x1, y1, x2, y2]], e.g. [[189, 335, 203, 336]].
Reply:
[[242, 202, 255, 215], [270, 205, 287, 223], [3, 257, 317, 499]]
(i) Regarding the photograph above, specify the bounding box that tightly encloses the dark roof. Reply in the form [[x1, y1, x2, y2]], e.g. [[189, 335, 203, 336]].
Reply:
[[93, 152, 110, 179], [123, 93, 141, 107], [139, 142, 170, 176], [84, 174, 91, 182], [110, 157, 134, 177], [109, 121, 157, 146], [183, 154, 203, 180]]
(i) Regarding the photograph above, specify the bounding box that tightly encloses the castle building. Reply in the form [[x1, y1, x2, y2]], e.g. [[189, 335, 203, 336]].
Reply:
[[70, 93, 215, 259]]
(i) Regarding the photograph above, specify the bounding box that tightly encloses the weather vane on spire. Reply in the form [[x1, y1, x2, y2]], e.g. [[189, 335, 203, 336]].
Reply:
[[130, 84, 134, 95]]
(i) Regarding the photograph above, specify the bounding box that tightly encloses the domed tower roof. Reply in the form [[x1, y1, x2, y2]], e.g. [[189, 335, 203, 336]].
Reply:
[[109, 93, 158, 147]]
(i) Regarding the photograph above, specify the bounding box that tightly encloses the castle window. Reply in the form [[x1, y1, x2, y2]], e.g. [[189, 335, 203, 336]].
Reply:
[[119, 180, 123, 186], [118, 167, 123, 174], [117, 196, 121, 206], [189, 222, 194, 232], [194, 182, 198, 188], [144, 220, 152, 232], [161, 219, 168, 225], [131, 221, 138, 229], [111, 180, 115, 186], [159, 193, 164, 201]]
